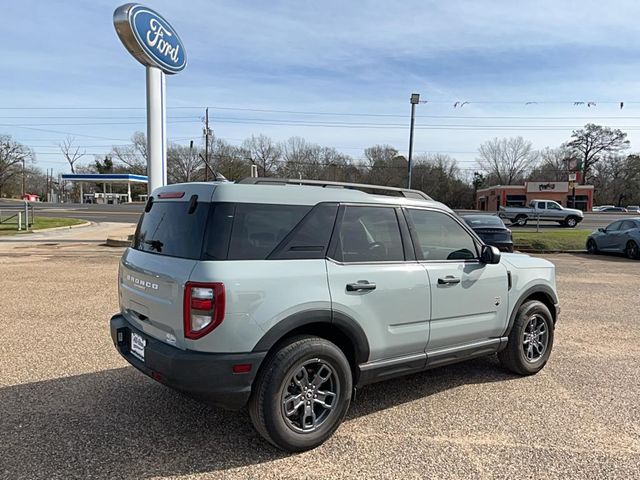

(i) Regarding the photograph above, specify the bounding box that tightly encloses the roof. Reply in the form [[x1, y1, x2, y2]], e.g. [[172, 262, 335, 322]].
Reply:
[[152, 180, 451, 211], [61, 173, 148, 183]]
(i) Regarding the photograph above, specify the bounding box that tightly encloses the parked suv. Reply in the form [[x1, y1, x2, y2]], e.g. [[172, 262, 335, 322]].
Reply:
[[110, 178, 559, 452]]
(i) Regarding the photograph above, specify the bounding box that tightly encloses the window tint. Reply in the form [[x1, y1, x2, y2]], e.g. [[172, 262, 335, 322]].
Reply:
[[621, 220, 636, 230], [227, 204, 310, 260], [336, 206, 404, 262], [607, 221, 622, 232], [133, 199, 209, 259], [270, 203, 338, 259], [202, 203, 235, 260], [407, 209, 478, 261], [537, 202, 547, 209]]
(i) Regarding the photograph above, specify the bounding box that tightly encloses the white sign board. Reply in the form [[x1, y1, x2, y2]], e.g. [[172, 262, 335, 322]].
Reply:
[[526, 182, 569, 193]]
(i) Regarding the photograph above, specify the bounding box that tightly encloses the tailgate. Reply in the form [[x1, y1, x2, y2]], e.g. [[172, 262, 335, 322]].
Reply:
[[119, 248, 197, 350]]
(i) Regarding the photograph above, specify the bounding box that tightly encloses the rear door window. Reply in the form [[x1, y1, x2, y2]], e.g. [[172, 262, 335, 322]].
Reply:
[[133, 199, 209, 259], [335, 206, 404, 262]]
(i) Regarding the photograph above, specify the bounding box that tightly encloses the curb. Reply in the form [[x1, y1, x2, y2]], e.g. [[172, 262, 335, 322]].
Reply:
[[105, 234, 133, 248], [516, 248, 587, 254], [30, 221, 92, 233]]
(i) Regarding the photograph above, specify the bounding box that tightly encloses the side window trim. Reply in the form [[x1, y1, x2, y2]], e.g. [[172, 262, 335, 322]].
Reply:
[[403, 207, 482, 263]]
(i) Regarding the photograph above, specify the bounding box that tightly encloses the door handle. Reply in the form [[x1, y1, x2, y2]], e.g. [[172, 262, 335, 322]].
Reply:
[[346, 281, 377, 292], [438, 275, 461, 285]]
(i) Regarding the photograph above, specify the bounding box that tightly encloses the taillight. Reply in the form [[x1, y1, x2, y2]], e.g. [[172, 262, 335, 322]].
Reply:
[[183, 282, 225, 339]]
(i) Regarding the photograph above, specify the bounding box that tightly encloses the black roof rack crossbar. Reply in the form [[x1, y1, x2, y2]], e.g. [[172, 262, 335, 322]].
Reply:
[[237, 177, 432, 201]]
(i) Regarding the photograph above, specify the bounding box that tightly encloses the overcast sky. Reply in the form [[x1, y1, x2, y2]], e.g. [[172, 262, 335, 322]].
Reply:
[[3, 0, 640, 174]]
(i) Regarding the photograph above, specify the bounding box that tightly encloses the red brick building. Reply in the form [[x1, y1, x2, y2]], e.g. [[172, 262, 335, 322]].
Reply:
[[476, 182, 594, 212]]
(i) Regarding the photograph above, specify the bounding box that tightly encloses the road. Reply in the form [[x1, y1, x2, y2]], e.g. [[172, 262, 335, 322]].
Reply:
[[0, 201, 143, 224], [1, 201, 637, 229], [1, 242, 639, 479]]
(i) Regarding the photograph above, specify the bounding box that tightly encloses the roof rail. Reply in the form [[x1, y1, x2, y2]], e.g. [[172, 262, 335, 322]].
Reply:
[[237, 177, 432, 201]]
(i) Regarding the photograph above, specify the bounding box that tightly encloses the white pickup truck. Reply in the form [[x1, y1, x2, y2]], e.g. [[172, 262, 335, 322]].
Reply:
[[499, 200, 584, 228]]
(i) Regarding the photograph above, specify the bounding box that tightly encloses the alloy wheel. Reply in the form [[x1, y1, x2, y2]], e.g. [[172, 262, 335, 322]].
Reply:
[[627, 242, 639, 259], [281, 358, 340, 433], [521, 314, 549, 362]]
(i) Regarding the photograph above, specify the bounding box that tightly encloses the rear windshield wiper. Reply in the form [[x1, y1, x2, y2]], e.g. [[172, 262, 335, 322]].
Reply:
[[144, 239, 164, 252]]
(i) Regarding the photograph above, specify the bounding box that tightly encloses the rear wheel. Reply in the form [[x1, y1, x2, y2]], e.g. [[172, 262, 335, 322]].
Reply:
[[513, 215, 528, 227], [586, 239, 598, 254], [498, 300, 554, 376], [249, 336, 352, 452], [625, 240, 639, 260]]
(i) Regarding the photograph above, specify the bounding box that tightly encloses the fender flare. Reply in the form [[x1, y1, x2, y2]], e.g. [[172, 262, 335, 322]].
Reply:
[[252, 309, 370, 365], [503, 285, 559, 337]]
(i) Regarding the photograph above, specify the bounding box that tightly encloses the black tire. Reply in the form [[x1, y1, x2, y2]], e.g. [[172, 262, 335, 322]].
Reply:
[[586, 239, 598, 254], [513, 215, 528, 227], [498, 300, 554, 376], [564, 216, 578, 228], [625, 240, 639, 260], [248, 335, 352, 452]]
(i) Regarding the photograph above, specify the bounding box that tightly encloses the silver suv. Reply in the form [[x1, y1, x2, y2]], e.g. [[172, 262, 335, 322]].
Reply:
[[110, 178, 559, 452]]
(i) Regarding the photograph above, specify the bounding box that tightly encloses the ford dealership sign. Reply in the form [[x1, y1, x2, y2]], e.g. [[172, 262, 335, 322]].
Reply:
[[114, 3, 186, 74]]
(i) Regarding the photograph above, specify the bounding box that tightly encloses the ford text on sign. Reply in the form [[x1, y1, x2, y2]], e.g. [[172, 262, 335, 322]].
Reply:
[[114, 3, 187, 74]]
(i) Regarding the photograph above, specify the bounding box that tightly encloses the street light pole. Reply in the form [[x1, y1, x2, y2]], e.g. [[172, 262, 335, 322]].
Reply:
[[407, 93, 420, 189]]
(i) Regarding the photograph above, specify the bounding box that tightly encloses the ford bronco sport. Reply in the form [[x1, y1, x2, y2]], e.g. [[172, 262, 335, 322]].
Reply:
[[111, 178, 559, 452]]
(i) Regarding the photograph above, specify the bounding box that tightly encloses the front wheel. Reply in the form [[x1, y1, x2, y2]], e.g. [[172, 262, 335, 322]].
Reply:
[[249, 336, 352, 452], [564, 216, 579, 228], [625, 240, 639, 260], [498, 300, 554, 375], [586, 239, 598, 254]]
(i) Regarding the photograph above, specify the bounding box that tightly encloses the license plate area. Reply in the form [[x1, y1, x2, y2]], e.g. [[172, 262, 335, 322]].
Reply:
[[130, 331, 146, 362]]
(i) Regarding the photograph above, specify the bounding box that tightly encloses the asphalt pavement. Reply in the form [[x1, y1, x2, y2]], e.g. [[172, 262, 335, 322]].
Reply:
[[0, 239, 639, 479]]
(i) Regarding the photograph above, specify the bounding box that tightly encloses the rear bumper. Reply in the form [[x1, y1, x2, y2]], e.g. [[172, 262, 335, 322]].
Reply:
[[110, 314, 266, 410]]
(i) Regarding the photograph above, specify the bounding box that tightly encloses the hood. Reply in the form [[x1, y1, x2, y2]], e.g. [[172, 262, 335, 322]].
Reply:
[[500, 252, 555, 269], [564, 207, 584, 217]]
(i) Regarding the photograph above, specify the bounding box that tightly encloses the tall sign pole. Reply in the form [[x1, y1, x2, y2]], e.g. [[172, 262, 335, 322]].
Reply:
[[408, 93, 420, 189], [113, 3, 187, 195]]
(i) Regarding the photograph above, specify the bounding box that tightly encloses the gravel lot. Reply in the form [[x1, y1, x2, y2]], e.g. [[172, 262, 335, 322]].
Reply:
[[1, 248, 639, 479]]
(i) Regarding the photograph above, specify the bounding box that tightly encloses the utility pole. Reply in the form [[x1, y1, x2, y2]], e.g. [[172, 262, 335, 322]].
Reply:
[[21, 158, 25, 197], [188, 140, 194, 182], [407, 93, 420, 189], [204, 107, 211, 181]]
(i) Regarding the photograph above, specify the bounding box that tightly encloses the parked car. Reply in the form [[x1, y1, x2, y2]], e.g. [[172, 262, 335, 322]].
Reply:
[[587, 218, 640, 259], [626, 205, 640, 213], [599, 206, 628, 213], [110, 178, 559, 452], [593, 205, 614, 212], [499, 200, 583, 227], [461, 214, 514, 252]]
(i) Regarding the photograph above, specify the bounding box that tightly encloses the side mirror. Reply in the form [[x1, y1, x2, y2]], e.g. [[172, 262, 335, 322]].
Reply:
[[598, 227, 606, 233], [480, 245, 501, 264]]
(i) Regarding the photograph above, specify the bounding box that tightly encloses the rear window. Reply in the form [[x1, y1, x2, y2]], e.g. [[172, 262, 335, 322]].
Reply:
[[133, 199, 209, 259]]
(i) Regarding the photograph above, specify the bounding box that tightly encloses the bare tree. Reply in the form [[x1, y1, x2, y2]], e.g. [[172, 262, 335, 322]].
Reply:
[[566, 123, 630, 184], [477, 137, 539, 185], [243, 134, 281, 177], [528, 147, 572, 181], [0, 136, 34, 198], [111, 132, 147, 174], [167, 143, 204, 183], [58, 137, 86, 173]]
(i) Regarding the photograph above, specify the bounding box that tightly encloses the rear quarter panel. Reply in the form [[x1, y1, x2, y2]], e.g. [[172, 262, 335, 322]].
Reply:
[[187, 259, 331, 353]]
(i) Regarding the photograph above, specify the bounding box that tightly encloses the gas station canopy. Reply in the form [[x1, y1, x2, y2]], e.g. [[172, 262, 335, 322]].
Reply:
[[61, 173, 148, 203]]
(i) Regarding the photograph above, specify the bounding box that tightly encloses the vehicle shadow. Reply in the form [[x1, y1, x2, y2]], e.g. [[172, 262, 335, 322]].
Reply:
[[0, 357, 516, 479]]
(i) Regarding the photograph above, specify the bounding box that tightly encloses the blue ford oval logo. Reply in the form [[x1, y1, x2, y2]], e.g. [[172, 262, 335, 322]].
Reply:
[[114, 3, 187, 74]]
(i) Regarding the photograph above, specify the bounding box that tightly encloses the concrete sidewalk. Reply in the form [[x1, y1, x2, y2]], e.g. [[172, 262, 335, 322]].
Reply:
[[0, 222, 136, 256]]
